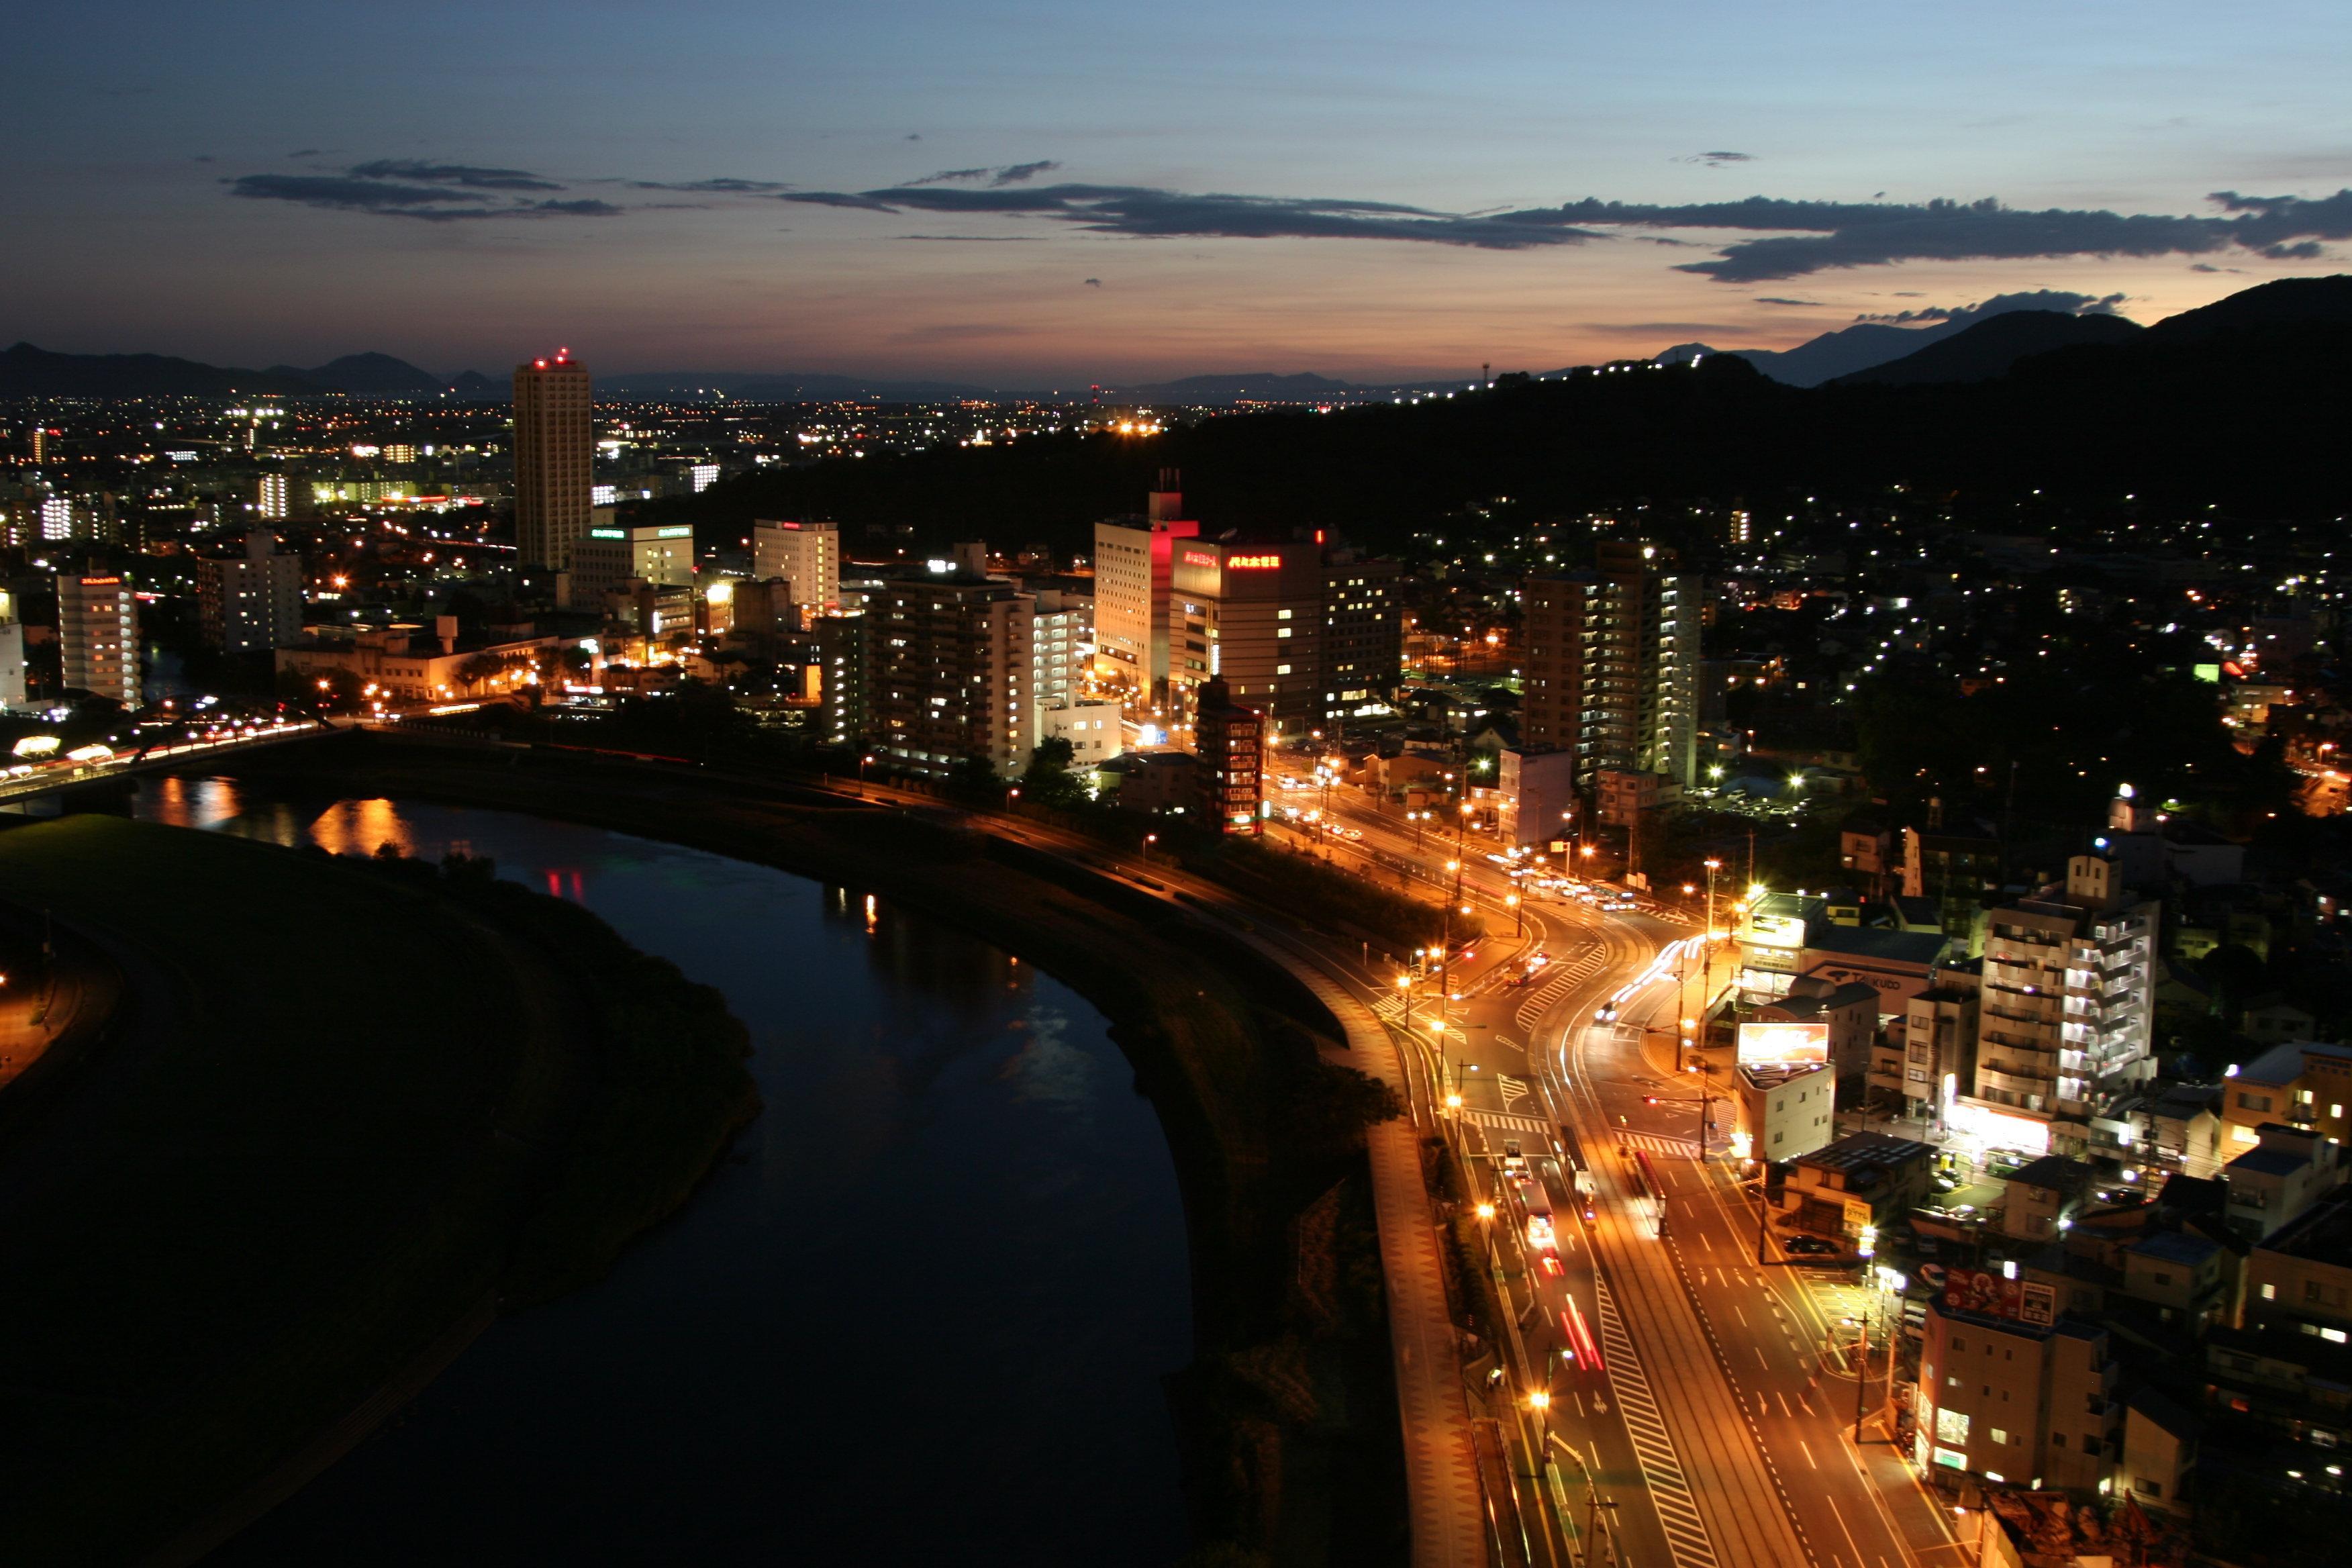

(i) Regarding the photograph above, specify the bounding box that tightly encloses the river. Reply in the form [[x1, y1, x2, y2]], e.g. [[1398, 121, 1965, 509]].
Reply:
[[128, 777, 1193, 1567]]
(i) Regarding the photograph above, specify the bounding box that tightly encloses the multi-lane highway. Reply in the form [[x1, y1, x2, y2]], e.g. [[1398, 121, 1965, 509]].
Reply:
[[1277, 763, 1966, 1568]]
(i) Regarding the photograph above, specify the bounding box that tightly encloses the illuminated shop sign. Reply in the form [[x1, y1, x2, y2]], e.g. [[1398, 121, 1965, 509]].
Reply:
[[1736, 1021, 1828, 1065], [1227, 554, 1282, 569]]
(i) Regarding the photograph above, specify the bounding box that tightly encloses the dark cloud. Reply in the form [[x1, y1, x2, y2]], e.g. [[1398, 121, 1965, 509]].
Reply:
[[1084, 277, 1101, 287], [1753, 296, 1824, 306], [226, 173, 618, 222], [897, 234, 1045, 242], [628, 177, 793, 193], [904, 160, 1064, 188], [288, 148, 322, 159], [1541, 190, 2352, 281], [1679, 151, 1755, 167], [346, 158, 563, 191], [781, 182, 1606, 248], [1853, 288, 2127, 325]]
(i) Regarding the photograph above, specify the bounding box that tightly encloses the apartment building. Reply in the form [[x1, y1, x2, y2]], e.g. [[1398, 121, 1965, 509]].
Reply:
[[751, 519, 840, 615], [58, 575, 140, 706], [1520, 538, 1700, 788], [195, 530, 305, 652], [513, 350, 593, 571]]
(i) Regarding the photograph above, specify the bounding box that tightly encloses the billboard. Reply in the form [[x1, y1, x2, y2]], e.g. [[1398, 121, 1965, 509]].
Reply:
[[1736, 1021, 1830, 1065], [1941, 1267, 2057, 1328]]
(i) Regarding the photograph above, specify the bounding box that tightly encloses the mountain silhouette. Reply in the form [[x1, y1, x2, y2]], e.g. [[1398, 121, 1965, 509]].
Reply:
[[263, 352, 446, 394], [697, 273, 2352, 554], [1831, 309, 2145, 387], [0, 342, 326, 398]]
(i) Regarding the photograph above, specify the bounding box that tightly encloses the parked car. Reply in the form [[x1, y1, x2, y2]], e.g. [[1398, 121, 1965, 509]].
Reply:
[[1783, 1235, 1839, 1257]]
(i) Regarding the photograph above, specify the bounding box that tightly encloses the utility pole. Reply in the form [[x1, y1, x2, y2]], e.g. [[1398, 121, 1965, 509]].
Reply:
[[1855, 1311, 1870, 1442]]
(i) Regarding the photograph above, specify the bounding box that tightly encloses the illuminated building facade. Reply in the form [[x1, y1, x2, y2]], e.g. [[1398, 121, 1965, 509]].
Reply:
[[1191, 675, 1264, 832], [1520, 539, 1699, 787], [195, 530, 305, 652], [512, 350, 593, 571], [1091, 475, 1197, 703], [752, 519, 840, 614], [59, 575, 140, 706], [1169, 538, 1324, 736]]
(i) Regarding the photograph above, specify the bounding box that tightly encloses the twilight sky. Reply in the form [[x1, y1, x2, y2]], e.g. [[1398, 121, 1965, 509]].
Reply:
[[7, 1, 2349, 385]]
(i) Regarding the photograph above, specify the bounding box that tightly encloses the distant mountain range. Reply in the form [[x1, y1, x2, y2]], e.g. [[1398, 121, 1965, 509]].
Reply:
[[695, 273, 2352, 556], [8, 275, 2351, 405], [0, 342, 502, 399], [1829, 309, 2145, 387]]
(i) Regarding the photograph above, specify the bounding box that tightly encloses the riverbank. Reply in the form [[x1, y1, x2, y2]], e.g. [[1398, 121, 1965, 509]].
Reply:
[[213, 734, 1412, 1566], [0, 816, 758, 1567]]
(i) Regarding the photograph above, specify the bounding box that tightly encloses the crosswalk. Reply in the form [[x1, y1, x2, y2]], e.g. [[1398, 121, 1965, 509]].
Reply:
[[1463, 1108, 1553, 1136], [1616, 1130, 1702, 1159], [1513, 942, 1607, 1032], [1594, 1275, 1720, 1568]]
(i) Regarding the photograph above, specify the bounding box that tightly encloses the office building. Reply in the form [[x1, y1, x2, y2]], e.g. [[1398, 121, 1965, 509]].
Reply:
[[513, 349, 593, 571], [1320, 552, 1402, 720], [1953, 854, 2159, 1161], [1169, 537, 1324, 736], [565, 516, 695, 608], [866, 556, 1035, 779], [256, 474, 289, 521], [1520, 540, 1700, 787], [59, 575, 140, 706], [195, 530, 305, 652], [1734, 1060, 1836, 1163], [40, 496, 72, 542], [1091, 475, 1197, 701], [752, 519, 840, 615], [1191, 675, 1264, 832]]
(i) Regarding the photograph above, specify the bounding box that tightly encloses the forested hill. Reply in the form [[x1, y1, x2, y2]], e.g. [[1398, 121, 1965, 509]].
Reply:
[[692, 292, 2352, 556]]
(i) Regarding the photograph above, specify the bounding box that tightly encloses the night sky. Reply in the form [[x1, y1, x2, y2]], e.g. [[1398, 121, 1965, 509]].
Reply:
[[8, 1, 2349, 383]]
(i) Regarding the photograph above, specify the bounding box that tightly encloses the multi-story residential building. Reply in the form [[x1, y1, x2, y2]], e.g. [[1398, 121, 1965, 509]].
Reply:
[[814, 611, 867, 750], [195, 530, 305, 652], [1955, 854, 2159, 1161], [865, 554, 1034, 779], [2221, 1124, 2344, 1242], [1320, 552, 1401, 723], [1191, 675, 1263, 832], [752, 519, 840, 614], [513, 350, 593, 571], [2222, 1040, 2352, 1157], [1519, 539, 1700, 788], [1877, 967, 1981, 1118], [1168, 537, 1324, 736], [1918, 1292, 2118, 1496], [256, 473, 288, 521], [0, 587, 26, 709], [59, 575, 140, 706], [1091, 475, 1196, 703]]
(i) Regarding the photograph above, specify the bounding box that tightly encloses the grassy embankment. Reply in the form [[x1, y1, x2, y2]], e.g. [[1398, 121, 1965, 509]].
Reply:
[[0, 816, 757, 1567], [223, 735, 1414, 1567]]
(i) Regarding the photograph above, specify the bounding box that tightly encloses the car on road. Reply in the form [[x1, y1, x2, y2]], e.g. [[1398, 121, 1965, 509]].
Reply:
[[1783, 1236, 1840, 1257], [1594, 1003, 1618, 1024], [1502, 1139, 1527, 1176]]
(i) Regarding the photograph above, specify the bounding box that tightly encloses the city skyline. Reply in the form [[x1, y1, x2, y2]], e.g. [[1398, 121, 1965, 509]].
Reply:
[[7, 1, 2349, 381]]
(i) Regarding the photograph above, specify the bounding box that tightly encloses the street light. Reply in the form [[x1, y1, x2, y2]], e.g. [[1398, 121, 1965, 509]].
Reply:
[[1140, 832, 1157, 865], [1506, 891, 1522, 935]]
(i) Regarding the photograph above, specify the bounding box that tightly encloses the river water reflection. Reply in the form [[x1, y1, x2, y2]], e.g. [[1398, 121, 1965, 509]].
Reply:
[[131, 779, 1192, 1567]]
